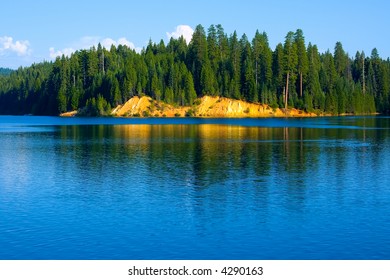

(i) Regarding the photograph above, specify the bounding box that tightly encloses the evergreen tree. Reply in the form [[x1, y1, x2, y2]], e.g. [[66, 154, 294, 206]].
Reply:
[[252, 30, 273, 102], [188, 24, 208, 94], [294, 29, 308, 98], [200, 60, 216, 95], [229, 31, 241, 99], [334, 42, 349, 78], [283, 31, 298, 109], [87, 47, 99, 86], [272, 43, 285, 101], [320, 50, 337, 94], [184, 70, 197, 104], [57, 82, 67, 113], [307, 43, 324, 110], [240, 34, 256, 102], [216, 24, 229, 96]]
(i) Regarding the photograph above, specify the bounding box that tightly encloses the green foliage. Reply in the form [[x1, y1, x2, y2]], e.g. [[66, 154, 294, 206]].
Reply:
[[164, 87, 174, 104], [80, 95, 111, 116], [184, 70, 197, 104], [295, 29, 309, 98], [1, 24, 389, 116], [185, 108, 196, 117]]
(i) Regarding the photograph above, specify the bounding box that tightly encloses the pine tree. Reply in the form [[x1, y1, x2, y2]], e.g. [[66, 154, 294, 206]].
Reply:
[[273, 43, 285, 105], [283, 31, 298, 109], [294, 29, 308, 98], [307, 43, 323, 110], [229, 31, 241, 99], [188, 24, 208, 94], [240, 34, 255, 102], [216, 24, 229, 96], [200, 60, 216, 95], [252, 31, 273, 102], [184, 70, 197, 104], [87, 47, 99, 86], [57, 82, 67, 113], [321, 50, 337, 94]]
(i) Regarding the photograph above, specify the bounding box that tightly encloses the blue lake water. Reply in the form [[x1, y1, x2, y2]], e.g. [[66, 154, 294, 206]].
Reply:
[[1, 116, 390, 260]]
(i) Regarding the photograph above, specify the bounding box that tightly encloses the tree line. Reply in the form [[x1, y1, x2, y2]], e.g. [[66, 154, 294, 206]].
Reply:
[[0, 24, 389, 116]]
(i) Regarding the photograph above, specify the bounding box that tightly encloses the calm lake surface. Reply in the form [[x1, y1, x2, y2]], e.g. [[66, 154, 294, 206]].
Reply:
[[1, 116, 390, 260]]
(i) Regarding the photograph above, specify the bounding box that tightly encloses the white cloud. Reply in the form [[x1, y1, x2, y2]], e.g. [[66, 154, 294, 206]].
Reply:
[[117, 37, 142, 53], [101, 38, 117, 49], [117, 37, 134, 49], [0, 36, 31, 56], [49, 36, 141, 59], [166, 25, 194, 44], [79, 36, 100, 49], [101, 37, 142, 52], [49, 47, 75, 59]]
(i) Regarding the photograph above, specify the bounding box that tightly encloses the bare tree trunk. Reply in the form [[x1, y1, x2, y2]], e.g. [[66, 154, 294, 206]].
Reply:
[[362, 53, 365, 95], [102, 51, 105, 75], [300, 72, 303, 98], [83, 65, 86, 86], [285, 71, 289, 111]]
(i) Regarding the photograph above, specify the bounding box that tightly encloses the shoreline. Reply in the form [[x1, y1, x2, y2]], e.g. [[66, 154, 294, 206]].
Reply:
[[61, 95, 333, 118], [59, 95, 380, 118]]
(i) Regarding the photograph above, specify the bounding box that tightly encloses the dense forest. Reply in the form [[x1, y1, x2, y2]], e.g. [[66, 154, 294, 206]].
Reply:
[[0, 24, 389, 116]]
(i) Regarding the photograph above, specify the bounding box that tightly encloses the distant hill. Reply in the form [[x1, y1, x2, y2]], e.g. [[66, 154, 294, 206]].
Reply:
[[0, 67, 13, 76]]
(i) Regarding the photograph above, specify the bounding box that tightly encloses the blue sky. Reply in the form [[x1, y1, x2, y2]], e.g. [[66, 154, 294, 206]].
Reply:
[[1, 0, 389, 69]]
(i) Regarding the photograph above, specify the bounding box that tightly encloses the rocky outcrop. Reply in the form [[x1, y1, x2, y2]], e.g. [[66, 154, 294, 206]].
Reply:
[[110, 95, 317, 118], [61, 95, 317, 118]]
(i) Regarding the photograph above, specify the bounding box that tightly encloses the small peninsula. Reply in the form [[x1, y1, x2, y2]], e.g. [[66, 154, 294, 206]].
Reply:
[[61, 95, 317, 118]]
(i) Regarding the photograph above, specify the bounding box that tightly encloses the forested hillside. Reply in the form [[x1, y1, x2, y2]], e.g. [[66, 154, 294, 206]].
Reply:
[[0, 24, 389, 116]]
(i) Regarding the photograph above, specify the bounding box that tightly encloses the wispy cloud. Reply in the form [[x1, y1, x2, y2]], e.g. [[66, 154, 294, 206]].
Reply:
[[0, 36, 31, 56], [166, 25, 194, 44], [49, 47, 75, 59], [49, 36, 141, 59]]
